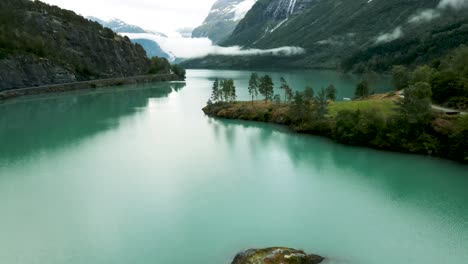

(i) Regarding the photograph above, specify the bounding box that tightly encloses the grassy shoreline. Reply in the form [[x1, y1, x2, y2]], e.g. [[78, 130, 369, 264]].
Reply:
[[203, 97, 467, 164]]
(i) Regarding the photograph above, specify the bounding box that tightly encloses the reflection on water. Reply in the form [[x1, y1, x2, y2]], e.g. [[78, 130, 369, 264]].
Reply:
[[0, 82, 185, 165], [189, 69, 392, 101], [0, 70, 466, 264]]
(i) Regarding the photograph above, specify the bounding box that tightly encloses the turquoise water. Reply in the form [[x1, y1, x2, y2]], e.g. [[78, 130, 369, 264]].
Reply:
[[0, 69, 467, 264]]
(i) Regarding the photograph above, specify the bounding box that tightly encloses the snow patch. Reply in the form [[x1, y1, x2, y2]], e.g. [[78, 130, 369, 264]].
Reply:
[[270, 18, 288, 32], [269, 0, 297, 33], [233, 0, 257, 21]]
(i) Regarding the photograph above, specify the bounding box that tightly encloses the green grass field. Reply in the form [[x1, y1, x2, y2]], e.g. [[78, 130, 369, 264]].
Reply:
[[328, 99, 398, 117]]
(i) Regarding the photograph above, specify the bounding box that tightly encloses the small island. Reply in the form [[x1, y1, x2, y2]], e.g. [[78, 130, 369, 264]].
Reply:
[[231, 247, 324, 264]]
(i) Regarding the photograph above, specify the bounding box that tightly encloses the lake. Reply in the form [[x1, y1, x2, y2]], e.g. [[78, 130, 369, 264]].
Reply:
[[0, 69, 467, 264]]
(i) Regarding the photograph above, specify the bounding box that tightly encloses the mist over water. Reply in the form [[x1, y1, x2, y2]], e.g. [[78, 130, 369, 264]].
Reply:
[[0, 70, 467, 264], [121, 33, 305, 59]]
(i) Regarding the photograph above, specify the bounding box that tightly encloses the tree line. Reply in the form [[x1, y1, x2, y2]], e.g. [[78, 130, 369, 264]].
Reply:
[[148, 57, 186, 79], [209, 78, 237, 103], [391, 45, 468, 110], [204, 68, 467, 162]]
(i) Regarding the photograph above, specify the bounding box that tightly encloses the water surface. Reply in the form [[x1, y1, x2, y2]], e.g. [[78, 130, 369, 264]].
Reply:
[[0, 69, 467, 264]]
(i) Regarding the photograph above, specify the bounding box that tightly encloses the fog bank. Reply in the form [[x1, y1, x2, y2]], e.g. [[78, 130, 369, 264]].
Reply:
[[121, 33, 305, 59]]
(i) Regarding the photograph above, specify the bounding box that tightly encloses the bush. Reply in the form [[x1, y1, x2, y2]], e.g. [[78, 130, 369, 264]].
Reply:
[[149, 57, 171, 74], [334, 109, 386, 146], [430, 71, 466, 105]]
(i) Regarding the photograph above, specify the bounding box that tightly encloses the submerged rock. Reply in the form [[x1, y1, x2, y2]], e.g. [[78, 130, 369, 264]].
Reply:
[[231, 247, 324, 264]]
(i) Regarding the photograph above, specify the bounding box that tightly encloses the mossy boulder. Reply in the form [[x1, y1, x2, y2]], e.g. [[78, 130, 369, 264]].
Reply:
[[231, 247, 324, 264]]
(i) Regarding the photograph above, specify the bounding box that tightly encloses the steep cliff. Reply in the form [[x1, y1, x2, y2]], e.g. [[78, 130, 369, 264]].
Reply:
[[223, 0, 314, 47], [187, 0, 468, 70], [0, 0, 151, 90], [192, 0, 257, 43]]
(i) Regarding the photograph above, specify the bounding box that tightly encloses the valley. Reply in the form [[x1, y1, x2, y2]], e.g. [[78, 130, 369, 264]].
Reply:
[[0, 1, 467, 264]]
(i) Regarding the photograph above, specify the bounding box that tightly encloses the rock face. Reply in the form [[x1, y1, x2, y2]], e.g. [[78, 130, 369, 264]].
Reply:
[[231, 247, 324, 264], [192, 0, 257, 43], [185, 0, 467, 69], [0, 0, 152, 91], [0, 55, 77, 89]]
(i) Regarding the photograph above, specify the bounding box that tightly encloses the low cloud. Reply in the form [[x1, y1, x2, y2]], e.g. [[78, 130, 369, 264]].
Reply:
[[438, 0, 468, 9], [408, 9, 441, 23], [375, 27, 403, 44], [233, 0, 257, 21], [121, 32, 305, 59], [410, 0, 468, 24]]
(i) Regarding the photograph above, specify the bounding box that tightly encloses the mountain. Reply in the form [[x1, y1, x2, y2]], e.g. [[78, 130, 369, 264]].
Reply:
[[87, 17, 171, 60], [87, 17, 147, 34], [341, 16, 468, 72], [129, 39, 167, 59], [176, 27, 194, 38], [192, 0, 257, 43], [187, 0, 468, 70], [223, 0, 314, 47], [0, 0, 151, 90]]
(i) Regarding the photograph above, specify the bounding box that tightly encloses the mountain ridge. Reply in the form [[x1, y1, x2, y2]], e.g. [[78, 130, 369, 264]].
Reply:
[[0, 0, 151, 90], [185, 0, 468, 71], [87, 16, 171, 59], [192, 0, 257, 43]]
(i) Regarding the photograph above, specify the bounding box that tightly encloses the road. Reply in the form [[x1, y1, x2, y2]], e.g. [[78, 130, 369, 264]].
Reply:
[[398, 90, 467, 115]]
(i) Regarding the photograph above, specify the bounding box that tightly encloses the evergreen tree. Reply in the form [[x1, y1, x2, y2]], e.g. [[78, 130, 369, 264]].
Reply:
[[210, 78, 220, 102], [355, 80, 370, 98], [326, 84, 337, 101], [259, 75, 274, 102], [228, 79, 237, 102], [218, 79, 236, 102], [285, 86, 293, 103], [248, 73, 259, 104], [219, 80, 227, 101]]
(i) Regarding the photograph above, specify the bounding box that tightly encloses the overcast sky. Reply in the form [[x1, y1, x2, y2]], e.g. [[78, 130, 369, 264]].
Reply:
[[41, 0, 217, 33]]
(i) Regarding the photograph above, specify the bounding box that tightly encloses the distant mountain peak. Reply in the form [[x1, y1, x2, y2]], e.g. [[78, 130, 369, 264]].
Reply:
[[192, 0, 257, 44], [87, 16, 147, 34], [88, 16, 171, 60]]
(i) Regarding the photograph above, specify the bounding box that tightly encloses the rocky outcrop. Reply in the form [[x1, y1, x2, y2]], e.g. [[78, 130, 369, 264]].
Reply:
[[231, 247, 324, 264], [0, 55, 77, 90], [0, 0, 152, 91]]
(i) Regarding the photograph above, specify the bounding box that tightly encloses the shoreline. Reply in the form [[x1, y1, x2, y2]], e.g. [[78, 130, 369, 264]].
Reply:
[[202, 100, 467, 164], [0, 74, 183, 100]]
